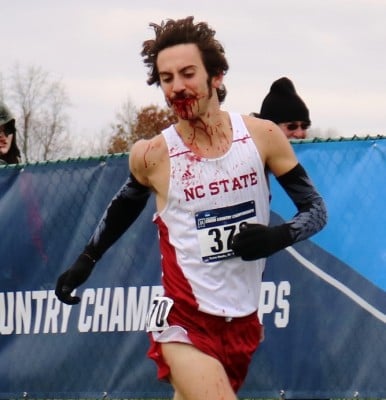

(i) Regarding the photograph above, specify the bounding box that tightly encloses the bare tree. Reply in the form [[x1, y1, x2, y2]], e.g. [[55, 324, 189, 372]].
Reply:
[[107, 97, 137, 154], [30, 81, 71, 160], [6, 64, 71, 162], [73, 128, 111, 158]]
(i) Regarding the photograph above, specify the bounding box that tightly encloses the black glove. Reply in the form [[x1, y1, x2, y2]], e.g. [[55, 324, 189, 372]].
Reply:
[[55, 252, 96, 305], [231, 223, 293, 261]]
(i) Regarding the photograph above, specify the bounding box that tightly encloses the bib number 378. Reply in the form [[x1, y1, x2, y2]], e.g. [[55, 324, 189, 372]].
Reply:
[[145, 296, 174, 332]]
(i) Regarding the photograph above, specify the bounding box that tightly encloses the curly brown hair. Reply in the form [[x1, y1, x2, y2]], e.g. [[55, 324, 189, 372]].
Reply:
[[141, 16, 229, 102]]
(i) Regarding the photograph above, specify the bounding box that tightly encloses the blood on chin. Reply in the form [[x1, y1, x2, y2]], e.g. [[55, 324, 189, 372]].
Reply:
[[169, 95, 201, 119], [172, 104, 195, 120], [174, 109, 192, 120]]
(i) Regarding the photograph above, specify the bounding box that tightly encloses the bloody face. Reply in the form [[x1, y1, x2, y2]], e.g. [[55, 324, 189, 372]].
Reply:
[[157, 43, 218, 120]]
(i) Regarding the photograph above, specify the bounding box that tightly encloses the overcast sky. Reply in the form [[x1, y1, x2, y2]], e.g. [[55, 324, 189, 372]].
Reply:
[[2, 0, 386, 140]]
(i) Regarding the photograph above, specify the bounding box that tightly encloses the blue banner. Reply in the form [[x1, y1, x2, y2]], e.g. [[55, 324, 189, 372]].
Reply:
[[1, 139, 385, 399]]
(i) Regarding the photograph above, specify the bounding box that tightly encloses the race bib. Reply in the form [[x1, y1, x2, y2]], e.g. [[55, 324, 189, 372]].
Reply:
[[145, 296, 174, 332], [195, 200, 257, 262]]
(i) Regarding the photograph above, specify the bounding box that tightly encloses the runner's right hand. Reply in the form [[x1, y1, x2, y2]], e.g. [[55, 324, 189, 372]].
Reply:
[[55, 253, 96, 305]]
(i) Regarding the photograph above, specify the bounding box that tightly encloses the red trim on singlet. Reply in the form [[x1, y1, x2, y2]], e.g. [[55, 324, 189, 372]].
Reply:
[[155, 216, 199, 310], [168, 134, 253, 159]]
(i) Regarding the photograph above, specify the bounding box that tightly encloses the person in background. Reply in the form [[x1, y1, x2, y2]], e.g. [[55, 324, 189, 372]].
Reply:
[[1, 100, 48, 279], [254, 79, 329, 400], [0, 101, 21, 164], [252, 77, 311, 139], [55, 16, 327, 400]]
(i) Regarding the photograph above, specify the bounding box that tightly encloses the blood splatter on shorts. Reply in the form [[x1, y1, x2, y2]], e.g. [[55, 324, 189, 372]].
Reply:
[[147, 302, 263, 392]]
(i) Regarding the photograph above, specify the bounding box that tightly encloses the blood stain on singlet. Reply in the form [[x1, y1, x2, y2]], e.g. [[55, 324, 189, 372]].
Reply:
[[186, 152, 201, 163]]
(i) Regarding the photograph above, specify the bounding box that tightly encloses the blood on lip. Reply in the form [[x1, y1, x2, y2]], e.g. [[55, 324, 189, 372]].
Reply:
[[172, 97, 196, 116]]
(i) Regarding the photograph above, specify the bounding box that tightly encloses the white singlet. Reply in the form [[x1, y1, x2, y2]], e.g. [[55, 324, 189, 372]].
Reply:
[[153, 113, 270, 317]]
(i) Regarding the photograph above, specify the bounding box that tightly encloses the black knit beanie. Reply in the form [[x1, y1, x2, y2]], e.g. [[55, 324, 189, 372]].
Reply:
[[259, 77, 310, 124]]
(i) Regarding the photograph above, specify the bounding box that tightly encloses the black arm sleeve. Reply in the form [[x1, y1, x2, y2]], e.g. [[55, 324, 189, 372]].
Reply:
[[84, 173, 151, 261], [230, 163, 327, 261], [276, 163, 328, 243]]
